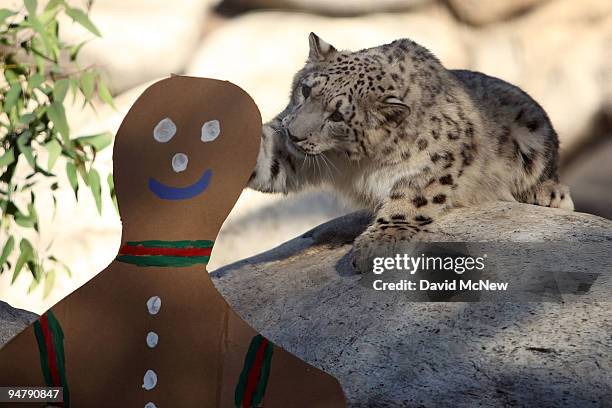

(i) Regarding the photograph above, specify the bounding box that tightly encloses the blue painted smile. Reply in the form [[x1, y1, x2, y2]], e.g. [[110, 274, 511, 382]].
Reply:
[[148, 169, 213, 200]]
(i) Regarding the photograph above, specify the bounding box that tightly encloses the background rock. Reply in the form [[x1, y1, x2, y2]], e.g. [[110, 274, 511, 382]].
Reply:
[[563, 134, 612, 220], [187, 7, 466, 121], [0, 302, 37, 347], [218, 0, 433, 16], [212, 203, 612, 406], [446, 0, 547, 25], [59, 0, 218, 93], [466, 0, 612, 156]]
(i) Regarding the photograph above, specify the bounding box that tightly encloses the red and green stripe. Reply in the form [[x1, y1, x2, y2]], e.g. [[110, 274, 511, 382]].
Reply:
[[33, 311, 69, 406], [116, 240, 214, 267], [235, 335, 274, 408]]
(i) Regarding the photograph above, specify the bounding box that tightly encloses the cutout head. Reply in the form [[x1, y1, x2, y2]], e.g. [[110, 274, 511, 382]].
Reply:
[[113, 76, 261, 241]]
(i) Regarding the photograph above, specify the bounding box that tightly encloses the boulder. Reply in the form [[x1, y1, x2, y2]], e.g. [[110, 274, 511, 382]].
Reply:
[[188, 3, 612, 157], [466, 0, 612, 156], [186, 8, 467, 121], [446, 0, 546, 25], [59, 0, 218, 93], [0, 302, 37, 348], [563, 133, 612, 220], [218, 0, 433, 16], [212, 202, 612, 406]]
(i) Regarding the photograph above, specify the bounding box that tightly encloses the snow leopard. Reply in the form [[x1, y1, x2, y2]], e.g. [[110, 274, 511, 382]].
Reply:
[[248, 33, 574, 273]]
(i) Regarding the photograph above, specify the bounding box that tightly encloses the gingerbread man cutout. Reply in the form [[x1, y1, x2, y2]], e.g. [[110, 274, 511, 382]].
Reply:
[[0, 76, 345, 407]]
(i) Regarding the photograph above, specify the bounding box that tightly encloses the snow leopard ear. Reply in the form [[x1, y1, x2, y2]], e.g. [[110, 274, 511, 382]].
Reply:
[[379, 97, 411, 127], [308, 32, 337, 62]]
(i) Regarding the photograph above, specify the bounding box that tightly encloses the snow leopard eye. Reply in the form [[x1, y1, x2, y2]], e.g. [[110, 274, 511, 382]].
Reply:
[[301, 84, 311, 99], [329, 110, 343, 122]]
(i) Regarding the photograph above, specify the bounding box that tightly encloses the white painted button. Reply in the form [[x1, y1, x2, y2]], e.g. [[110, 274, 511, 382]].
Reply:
[[144, 403, 157, 408], [146, 296, 161, 315], [201, 119, 220, 142], [153, 118, 176, 143], [171, 153, 188, 173], [142, 369, 158, 390], [146, 331, 159, 348]]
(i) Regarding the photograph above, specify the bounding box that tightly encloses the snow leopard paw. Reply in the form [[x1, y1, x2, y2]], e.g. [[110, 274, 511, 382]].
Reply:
[[349, 222, 419, 274]]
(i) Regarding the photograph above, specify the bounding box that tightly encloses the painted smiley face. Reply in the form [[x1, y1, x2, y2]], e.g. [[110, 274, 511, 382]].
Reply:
[[148, 117, 221, 200]]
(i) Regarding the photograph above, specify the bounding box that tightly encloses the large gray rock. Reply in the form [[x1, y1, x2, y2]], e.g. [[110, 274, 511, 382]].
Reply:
[[466, 0, 612, 156], [219, 0, 433, 16], [59, 0, 217, 93], [563, 132, 612, 220], [447, 0, 547, 25], [212, 202, 612, 406], [187, 8, 467, 121], [0, 302, 37, 347]]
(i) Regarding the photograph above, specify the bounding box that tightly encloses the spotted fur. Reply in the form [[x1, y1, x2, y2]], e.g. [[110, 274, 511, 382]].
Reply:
[[248, 33, 574, 273]]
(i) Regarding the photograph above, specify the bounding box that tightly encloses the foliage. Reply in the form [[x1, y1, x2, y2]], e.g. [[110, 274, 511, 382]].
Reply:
[[0, 0, 115, 295]]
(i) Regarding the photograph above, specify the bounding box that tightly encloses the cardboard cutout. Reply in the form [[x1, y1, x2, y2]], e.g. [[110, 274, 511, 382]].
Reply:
[[0, 76, 345, 407]]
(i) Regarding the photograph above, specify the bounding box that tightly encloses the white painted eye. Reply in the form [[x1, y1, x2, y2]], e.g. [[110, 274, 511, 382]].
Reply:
[[201, 119, 220, 142], [153, 118, 176, 143], [142, 369, 157, 390], [146, 332, 159, 348], [146, 296, 161, 315], [172, 153, 188, 173]]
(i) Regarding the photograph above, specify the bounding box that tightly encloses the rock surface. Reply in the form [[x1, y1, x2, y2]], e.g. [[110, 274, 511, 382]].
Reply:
[[220, 0, 433, 16], [189, 2, 612, 156], [59, 0, 217, 93], [187, 7, 467, 121], [447, 0, 546, 25], [0, 302, 37, 348], [212, 202, 612, 406], [467, 0, 612, 155]]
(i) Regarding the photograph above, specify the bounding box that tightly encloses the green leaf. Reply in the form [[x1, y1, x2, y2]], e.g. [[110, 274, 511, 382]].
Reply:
[[49, 255, 71, 278], [12, 239, 34, 284], [43, 268, 55, 297], [98, 80, 115, 108], [28, 199, 39, 232], [66, 162, 78, 198], [79, 71, 96, 102], [28, 258, 42, 282], [75, 133, 112, 151], [3, 83, 21, 114], [14, 215, 35, 228], [47, 101, 70, 141], [88, 168, 102, 213], [53, 78, 69, 103], [24, 0, 38, 16], [0, 236, 15, 272], [0, 9, 16, 26], [45, 139, 62, 170], [107, 173, 118, 213], [28, 16, 53, 55], [65, 7, 101, 37], [39, 7, 60, 24], [44, 0, 65, 12], [19, 113, 36, 125], [28, 73, 45, 91], [17, 132, 37, 170], [68, 40, 88, 62], [0, 148, 15, 168], [4, 70, 18, 84], [34, 54, 45, 74]]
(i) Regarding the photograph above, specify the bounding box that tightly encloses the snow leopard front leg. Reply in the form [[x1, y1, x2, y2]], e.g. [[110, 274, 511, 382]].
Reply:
[[247, 116, 310, 194], [350, 174, 453, 274]]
